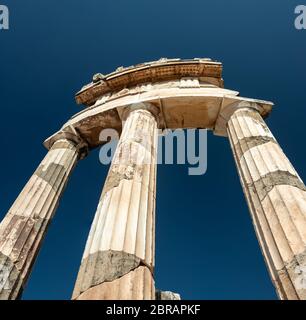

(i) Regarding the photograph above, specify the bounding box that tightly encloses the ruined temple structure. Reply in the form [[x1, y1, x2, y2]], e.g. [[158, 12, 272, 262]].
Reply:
[[1, 58, 306, 300]]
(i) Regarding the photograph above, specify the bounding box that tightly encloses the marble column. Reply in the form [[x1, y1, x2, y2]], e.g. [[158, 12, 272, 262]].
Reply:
[[227, 105, 306, 300], [0, 134, 87, 300], [72, 102, 158, 300]]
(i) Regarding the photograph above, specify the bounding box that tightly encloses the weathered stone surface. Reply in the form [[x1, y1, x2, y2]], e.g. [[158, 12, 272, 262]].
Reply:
[[72, 103, 158, 300], [156, 290, 181, 300], [0, 138, 81, 300], [0, 252, 20, 300], [249, 171, 306, 201], [227, 106, 306, 300], [76, 266, 154, 300], [234, 135, 276, 159], [35, 163, 68, 192], [72, 250, 143, 298]]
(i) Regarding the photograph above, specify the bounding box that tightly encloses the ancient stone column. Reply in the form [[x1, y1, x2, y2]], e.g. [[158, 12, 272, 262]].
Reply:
[[72, 102, 158, 300], [226, 105, 306, 300], [0, 134, 87, 300]]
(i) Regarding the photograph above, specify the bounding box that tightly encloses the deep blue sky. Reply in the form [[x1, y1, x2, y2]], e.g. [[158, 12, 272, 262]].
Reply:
[[1, 0, 305, 300]]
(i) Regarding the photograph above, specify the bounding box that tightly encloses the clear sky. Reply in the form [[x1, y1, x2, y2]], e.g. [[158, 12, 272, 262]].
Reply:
[[1, 0, 305, 300]]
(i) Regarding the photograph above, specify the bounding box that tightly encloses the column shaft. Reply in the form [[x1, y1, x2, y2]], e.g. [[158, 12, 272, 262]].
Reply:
[[72, 105, 158, 300], [227, 107, 306, 299], [0, 138, 80, 299]]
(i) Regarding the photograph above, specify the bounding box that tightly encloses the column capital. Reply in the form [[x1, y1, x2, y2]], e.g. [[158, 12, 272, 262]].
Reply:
[[118, 102, 160, 122], [44, 126, 89, 159], [214, 96, 274, 137]]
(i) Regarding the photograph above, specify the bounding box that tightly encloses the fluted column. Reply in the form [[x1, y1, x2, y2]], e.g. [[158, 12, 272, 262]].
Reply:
[[227, 106, 306, 299], [0, 134, 87, 300], [72, 102, 158, 300]]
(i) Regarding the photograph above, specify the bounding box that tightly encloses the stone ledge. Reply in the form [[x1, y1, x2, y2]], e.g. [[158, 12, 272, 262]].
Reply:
[[76, 58, 223, 106]]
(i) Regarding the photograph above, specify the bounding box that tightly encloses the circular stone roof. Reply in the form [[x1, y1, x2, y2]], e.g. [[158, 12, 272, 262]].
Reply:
[[75, 58, 223, 106], [44, 58, 274, 150]]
